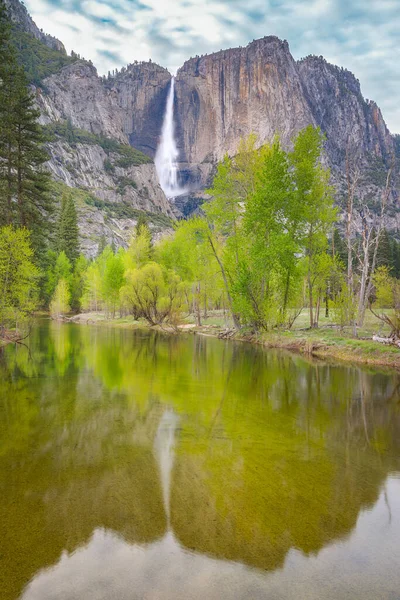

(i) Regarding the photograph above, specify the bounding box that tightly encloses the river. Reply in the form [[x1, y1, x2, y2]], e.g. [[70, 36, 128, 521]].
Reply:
[[1, 321, 400, 599]]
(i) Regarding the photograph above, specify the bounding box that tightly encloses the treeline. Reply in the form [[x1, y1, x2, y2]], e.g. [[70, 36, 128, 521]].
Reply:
[[0, 1, 53, 339], [44, 127, 399, 340]]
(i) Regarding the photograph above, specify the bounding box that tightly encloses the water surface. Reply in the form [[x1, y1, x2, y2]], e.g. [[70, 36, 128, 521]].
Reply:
[[1, 322, 400, 599]]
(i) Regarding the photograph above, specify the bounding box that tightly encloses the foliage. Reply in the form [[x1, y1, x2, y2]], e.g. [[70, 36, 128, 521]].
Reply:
[[56, 194, 79, 264], [102, 252, 125, 317], [121, 262, 184, 326], [370, 266, 400, 338], [0, 226, 39, 335], [50, 278, 70, 318]]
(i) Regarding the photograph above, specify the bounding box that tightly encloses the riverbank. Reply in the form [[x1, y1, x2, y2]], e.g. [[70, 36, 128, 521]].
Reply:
[[67, 310, 400, 371]]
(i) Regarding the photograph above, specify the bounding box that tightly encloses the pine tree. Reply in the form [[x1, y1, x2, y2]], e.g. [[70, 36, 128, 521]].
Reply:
[[376, 228, 393, 272], [0, 0, 52, 256], [332, 228, 347, 267], [97, 234, 107, 256], [0, 0, 15, 225], [56, 194, 79, 264], [135, 213, 149, 237], [392, 239, 400, 279]]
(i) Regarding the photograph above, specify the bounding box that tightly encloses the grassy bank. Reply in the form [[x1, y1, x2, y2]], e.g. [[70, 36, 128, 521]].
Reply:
[[69, 309, 400, 371]]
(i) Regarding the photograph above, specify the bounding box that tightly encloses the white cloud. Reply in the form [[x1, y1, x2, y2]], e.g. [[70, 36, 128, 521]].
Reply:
[[24, 0, 400, 132]]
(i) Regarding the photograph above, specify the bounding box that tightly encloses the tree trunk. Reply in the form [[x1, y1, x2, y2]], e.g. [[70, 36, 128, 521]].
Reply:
[[196, 283, 201, 327], [207, 231, 240, 329], [315, 294, 321, 328], [308, 271, 314, 329]]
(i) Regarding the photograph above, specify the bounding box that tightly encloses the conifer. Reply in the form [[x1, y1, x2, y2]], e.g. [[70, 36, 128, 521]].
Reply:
[[56, 194, 79, 264], [0, 0, 52, 257]]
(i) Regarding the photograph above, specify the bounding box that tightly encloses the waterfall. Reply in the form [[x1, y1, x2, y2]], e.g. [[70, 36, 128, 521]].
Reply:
[[155, 77, 186, 199]]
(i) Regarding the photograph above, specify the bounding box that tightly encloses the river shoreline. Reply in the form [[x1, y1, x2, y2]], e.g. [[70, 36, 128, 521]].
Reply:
[[65, 312, 400, 371]]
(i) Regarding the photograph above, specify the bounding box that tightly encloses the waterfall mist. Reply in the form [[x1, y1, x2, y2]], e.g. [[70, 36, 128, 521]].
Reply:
[[155, 77, 186, 199]]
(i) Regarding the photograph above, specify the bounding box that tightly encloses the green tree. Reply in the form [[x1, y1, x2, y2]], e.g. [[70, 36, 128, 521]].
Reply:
[[0, 225, 39, 337], [376, 228, 393, 272], [0, 1, 52, 257], [82, 262, 102, 312], [121, 262, 184, 326], [70, 254, 88, 312], [124, 224, 152, 270], [44, 251, 72, 308], [102, 252, 125, 317], [242, 138, 301, 329], [56, 194, 79, 264], [97, 234, 107, 256], [332, 228, 347, 266], [156, 218, 223, 326], [50, 278, 71, 319], [289, 126, 336, 328], [204, 137, 261, 329]]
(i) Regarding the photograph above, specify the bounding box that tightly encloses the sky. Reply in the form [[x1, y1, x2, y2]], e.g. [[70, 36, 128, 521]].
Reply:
[[25, 0, 400, 133]]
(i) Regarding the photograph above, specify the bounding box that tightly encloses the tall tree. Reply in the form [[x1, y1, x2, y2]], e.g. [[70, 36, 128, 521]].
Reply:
[[0, 1, 52, 256], [289, 126, 336, 328], [56, 194, 79, 264], [332, 228, 347, 267], [102, 252, 125, 317], [376, 228, 393, 271]]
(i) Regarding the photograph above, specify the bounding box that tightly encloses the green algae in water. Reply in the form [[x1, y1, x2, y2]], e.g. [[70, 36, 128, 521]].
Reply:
[[0, 321, 400, 600]]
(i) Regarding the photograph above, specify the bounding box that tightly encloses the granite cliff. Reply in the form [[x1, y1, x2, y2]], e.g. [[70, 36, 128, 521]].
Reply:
[[5, 0, 399, 255]]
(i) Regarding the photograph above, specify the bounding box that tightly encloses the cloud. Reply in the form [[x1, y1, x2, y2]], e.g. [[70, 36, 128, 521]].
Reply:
[[24, 0, 400, 132]]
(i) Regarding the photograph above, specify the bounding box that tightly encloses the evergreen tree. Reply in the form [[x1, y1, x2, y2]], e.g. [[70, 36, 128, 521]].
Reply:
[[56, 194, 79, 263], [70, 254, 87, 312], [0, 0, 52, 257], [376, 228, 393, 272], [135, 213, 149, 236], [332, 228, 347, 267], [0, 0, 15, 225], [391, 239, 400, 279], [97, 234, 107, 256]]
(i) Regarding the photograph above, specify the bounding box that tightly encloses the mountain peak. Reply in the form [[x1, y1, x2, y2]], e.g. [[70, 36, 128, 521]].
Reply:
[[4, 0, 66, 53]]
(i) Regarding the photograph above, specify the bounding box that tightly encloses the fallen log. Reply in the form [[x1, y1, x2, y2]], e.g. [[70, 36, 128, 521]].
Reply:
[[218, 329, 236, 339], [372, 335, 400, 348]]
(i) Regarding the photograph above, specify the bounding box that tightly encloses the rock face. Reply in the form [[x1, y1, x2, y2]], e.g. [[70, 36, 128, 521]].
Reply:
[[37, 62, 128, 142], [297, 56, 395, 166], [173, 39, 395, 173], [7, 0, 400, 255], [106, 63, 171, 157], [4, 0, 66, 53], [175, 37, 314, 163]]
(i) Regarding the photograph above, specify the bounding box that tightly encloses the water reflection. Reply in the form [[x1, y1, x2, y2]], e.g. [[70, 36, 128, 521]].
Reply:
[[0, 321, 399, 600]]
